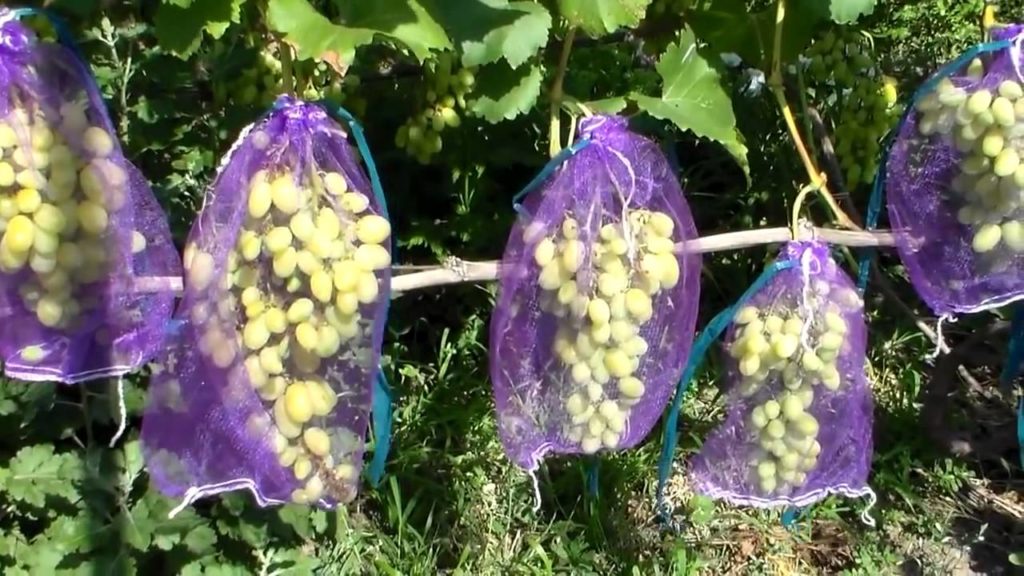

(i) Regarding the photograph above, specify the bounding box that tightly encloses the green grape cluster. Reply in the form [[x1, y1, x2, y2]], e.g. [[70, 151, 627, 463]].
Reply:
[[394, 54, 475, 164], [914, 57, 1024, 260], [211, 44, 365, 115], [727, 290, 856, 497], [526, 210, 680, 454], [804, 30, 901, 187]]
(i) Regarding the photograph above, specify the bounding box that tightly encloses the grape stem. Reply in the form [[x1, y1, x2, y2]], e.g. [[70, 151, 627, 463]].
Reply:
[[769, 0, 860, 231], [280, 39, 294, 95], [136, 226, 897, 295], [790, 182, 818, 239], [549, 27, 578, 158]]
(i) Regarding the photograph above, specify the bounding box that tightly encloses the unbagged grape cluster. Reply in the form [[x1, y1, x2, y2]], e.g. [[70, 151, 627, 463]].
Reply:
[[728, 300, 849, 496], [913, 58, 1024, 258], [212, 45, 364, 115], [395, 54, 475, 164], [805, 30, 900, 186], [0, 101, 135, 333], [528, 210, 680, 454], [182, 165, 391, 504]]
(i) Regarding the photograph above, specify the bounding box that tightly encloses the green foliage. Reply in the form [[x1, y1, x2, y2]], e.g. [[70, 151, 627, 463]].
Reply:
[[632, 29, 749, 180], [469, 62, 545, 122], [558, 0, 652, 38], [154, 0, 248, 57]]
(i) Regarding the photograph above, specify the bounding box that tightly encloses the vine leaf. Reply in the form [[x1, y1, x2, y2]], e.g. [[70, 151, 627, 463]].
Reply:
[[268, 0, 451, 68], [557, 0, 651, 38], [154, 0, 248, 58], [822, 0, 877, 24], [632, 28, 749, 181], [688, 0, 818, 69], [468, 62, 544, 123], [425, 0, 552, 69]]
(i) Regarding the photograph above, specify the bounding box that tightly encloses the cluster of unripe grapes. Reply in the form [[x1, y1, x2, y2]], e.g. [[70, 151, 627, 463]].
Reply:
[[0, 101, 140, 337], [728, 300, 849, 496], [182, 163, 391, 504], [212, 45, 365, 116], [528, 209, 681, 454], [394, 54, 475, 164], [804, 30, 900, 187], [913, 58, 1024, 259]]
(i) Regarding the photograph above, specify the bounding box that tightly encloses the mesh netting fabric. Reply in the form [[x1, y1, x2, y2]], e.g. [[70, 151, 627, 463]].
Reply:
[[489, 115, 701, 471], [689, 241, 874, 508], [886, 24, 1024, 316], [0, 11, 179, 383], [142, 96, 391, 509]]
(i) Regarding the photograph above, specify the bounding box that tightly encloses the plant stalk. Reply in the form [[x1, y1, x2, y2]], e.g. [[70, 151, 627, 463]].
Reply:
[[280, 39, 294, 95], [769, 0, 859, 231], [549, 27, 577, 158]]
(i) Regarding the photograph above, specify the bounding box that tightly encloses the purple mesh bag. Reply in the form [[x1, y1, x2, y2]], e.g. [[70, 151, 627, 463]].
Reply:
[[886, 24, 1024, 317], [489, 115, 701, 481], [689, 240, 875, 514], [0, 10, 179, 383], [142, 95, 391, 511]]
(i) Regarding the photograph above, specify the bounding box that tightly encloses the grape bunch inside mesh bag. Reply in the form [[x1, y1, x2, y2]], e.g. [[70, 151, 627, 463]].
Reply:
[[886, 24, 1024, 316], [142, 95, 391, 509], [690, 241, 874, 510], [0, 9, 179, 383], [489, 115, 701, 477]]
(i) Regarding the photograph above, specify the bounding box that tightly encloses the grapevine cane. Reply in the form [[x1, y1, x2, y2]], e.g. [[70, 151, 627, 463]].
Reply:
[[768, 0, 859, 232], [549, 27, 577, 158]]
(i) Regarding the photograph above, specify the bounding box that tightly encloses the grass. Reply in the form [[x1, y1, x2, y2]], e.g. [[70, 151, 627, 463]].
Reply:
[[312, 260, 1021, 575]]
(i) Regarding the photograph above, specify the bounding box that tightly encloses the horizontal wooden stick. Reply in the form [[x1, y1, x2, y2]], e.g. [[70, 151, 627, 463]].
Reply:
[[132, 226, 897, 296]]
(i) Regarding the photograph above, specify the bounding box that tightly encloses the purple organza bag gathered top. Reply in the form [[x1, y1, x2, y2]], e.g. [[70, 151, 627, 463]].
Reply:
[[142, 95, 391, 512], [0, 9, 179, 383], [887, 23, 1024, 317], [689, 241, 876, 519], [489, 115, 701, 486]]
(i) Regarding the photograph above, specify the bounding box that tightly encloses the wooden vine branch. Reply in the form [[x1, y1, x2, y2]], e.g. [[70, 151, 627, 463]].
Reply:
[[135, 227, 897, 296]]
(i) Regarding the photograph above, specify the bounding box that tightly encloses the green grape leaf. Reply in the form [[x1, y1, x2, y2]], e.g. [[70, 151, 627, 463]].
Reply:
[[586, 97, 628, 114], [0, 445, 82, 508], [823, 0, 877, 24], [632, 28, 749, 181], [468, 62, 544, 123], [556, 0, 651, 38], [336, 0, 452, 61], [426, 0, 552, 69], [269, 0, 451, 68], [688, 0, 818, 69], [154, 0, 248, 58]]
